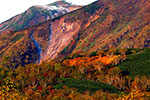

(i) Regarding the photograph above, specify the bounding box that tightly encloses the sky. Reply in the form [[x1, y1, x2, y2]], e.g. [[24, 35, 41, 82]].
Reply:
[[0, 0, 97, 23]]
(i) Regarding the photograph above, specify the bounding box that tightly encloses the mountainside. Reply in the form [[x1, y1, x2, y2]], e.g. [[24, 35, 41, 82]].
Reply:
[[0, 0, 81, 33], [1, 0, 150, 68], [1, 0, 150, 99], [43, 0, 150, 61]]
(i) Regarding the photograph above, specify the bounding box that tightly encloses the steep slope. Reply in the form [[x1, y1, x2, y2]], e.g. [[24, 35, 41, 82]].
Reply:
[[43, 0, 150, 61], [0, 21, 51, 67], [1, 0, 150, 68], [0, 0, 81, 33]]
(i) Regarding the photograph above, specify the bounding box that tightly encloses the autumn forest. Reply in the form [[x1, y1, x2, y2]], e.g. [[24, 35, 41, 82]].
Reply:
[[1, 0, 150, 99]]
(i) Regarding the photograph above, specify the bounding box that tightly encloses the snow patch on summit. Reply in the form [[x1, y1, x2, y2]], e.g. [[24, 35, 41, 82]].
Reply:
[[36, 5, 69, 18]]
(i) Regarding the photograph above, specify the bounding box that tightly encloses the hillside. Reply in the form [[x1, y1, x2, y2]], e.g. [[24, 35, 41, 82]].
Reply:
[[1, 0, 150, 68], [0, 0, 81, 33], [54, 0, 150, 59], [1, 0, 150, 99], [41, 0, 150, 61]]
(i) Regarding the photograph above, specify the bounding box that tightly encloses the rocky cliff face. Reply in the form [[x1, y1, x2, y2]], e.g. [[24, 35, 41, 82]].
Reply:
[[0, 1, 81, 33], [41, 17, 81, 61]]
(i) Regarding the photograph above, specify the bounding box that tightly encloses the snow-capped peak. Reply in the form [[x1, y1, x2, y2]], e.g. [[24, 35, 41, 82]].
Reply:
[[35, 5, 69, 18], [36, 5, 69, 12]]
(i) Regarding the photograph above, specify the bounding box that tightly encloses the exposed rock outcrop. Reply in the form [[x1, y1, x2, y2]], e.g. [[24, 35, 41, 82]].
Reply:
[[41, 17, 81, 61]]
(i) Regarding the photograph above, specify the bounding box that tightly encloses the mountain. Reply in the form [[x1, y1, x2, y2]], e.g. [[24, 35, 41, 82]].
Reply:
[[1, 0, 150, 99], [1, 0, 150, 68], [0, 0, 81, 33], [41, 0, 150, 61]]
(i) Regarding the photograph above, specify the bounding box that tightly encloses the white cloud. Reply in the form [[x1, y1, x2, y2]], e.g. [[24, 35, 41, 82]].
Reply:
[[0, 0, 97, 23]]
